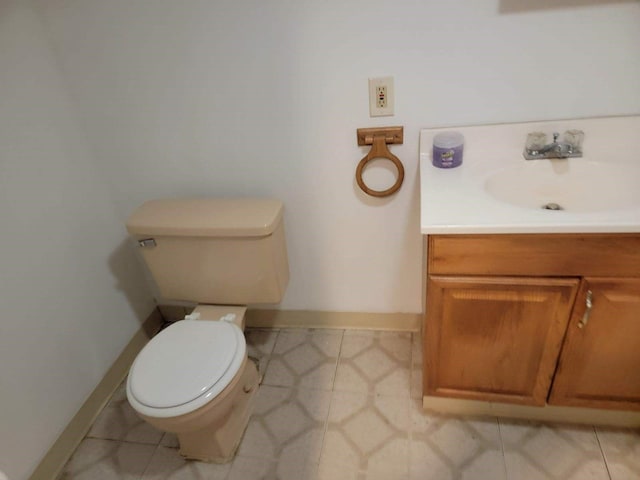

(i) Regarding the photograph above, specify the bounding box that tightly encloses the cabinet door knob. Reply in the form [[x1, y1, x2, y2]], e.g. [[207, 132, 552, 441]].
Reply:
[[578, 290, 593, 329]]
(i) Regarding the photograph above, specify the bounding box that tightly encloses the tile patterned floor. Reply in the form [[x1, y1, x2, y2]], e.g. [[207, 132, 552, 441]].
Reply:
[[61, 327, 640, 480]]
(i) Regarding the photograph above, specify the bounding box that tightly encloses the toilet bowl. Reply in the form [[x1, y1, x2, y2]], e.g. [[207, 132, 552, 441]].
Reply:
[[124, 198, 289, 462], [127, 311, 260, 462]]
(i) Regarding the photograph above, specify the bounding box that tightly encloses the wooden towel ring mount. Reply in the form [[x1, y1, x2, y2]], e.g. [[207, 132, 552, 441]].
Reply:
[[355, 126, 404, 198]]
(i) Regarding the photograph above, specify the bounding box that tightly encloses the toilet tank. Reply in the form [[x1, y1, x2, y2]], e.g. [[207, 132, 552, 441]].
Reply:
[[126, 198, 289, 305]]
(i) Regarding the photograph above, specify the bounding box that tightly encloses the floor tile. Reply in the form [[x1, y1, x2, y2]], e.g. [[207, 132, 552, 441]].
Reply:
[[318, 458, 410, 480], [410, 400, 506, 480], [245, 328, 279, 376], [317, 458, 359, 480], [322, 390, 410, 478], [500, 419, 609, 480], [245, 328, 279, 355], [262, 329, 342, 390], [141, 446, 231, 479], [410, 444, 505, 480], [596, 426, 640, 480], [238, 385, 331, 463], [62, 327, 632, 480], [274, 447, 320, 480], [227, 456, 277, 480], [335, 331, 411, 397], [411, 332, 423, 366], [410, 332, 423, 399], [60, 438, 156, 480], [410, 369, 423, 400], [160, 432, 180, 448], [227, 454, 319, 480], [107, 379, 129, 406], [88, 399, 164, 445]]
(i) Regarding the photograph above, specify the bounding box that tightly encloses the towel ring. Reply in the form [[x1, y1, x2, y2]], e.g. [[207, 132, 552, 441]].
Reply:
[[356, 132, 404, 197]]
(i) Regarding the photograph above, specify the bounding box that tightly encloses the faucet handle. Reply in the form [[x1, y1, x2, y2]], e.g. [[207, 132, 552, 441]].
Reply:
[[552, 132, 559, 143], [564, 129, 584, 152], [525, 132, 546, 153]]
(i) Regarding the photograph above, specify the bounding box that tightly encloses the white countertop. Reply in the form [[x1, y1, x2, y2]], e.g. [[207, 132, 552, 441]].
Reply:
[[420, 115, 640, 234]]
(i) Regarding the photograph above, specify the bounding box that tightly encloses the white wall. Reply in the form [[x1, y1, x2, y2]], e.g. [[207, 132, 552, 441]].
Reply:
[[35, 0, 640, 315], [0, 3, 154, 479]]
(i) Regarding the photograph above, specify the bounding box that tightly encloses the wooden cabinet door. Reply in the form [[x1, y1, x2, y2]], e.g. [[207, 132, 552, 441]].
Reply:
[[548, 278, 640, 411], [424, 276, 579, 405]]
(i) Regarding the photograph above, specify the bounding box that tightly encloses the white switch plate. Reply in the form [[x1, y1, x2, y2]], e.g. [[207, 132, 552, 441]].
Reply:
[[368, 76, 394, 117]]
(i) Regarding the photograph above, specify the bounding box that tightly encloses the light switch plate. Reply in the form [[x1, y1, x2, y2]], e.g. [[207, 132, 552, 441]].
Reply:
[[368, 77, 394, 117]]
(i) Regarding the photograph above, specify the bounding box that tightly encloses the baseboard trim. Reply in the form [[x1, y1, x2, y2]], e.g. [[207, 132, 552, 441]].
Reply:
[[423, 395, 640, 427], [29, 309, 163, 480], [246, 309, 421, 332]]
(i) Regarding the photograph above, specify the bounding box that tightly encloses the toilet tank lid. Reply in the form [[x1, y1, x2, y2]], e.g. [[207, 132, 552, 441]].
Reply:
[[126, 198, 283, 237]]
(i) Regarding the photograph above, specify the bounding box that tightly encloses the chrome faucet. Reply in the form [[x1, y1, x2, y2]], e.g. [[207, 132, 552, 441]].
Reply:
[[523, 130, 584, 160]]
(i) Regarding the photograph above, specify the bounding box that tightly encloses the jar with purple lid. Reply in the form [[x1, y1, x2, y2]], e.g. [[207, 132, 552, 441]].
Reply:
[[432, 131, 464, 168]]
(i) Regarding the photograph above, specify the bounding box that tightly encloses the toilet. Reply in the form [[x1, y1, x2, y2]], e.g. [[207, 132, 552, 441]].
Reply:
[[124, 198, 289, 463]]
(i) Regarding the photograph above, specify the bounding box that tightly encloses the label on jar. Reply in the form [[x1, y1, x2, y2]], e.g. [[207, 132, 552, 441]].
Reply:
[[433, 144, 463, 168]]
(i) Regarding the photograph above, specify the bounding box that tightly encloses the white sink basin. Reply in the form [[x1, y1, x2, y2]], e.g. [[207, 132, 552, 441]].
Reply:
[[484, 160, 640, 213]]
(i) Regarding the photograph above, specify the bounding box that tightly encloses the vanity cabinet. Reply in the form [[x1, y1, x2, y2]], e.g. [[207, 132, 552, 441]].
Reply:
[[424, 234, 640, 412], [549, 277, 640, 410], [425, 276, 578, 405]]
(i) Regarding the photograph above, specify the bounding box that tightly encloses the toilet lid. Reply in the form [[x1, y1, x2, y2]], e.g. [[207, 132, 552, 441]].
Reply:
[[128, 320, 245, 412]]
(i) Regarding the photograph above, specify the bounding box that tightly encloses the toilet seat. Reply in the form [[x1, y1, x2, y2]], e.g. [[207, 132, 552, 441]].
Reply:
[[127, 320, 246, 418]]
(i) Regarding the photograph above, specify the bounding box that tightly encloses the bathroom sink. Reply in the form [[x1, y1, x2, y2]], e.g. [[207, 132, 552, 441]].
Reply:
[[484, 160, 640, 213]]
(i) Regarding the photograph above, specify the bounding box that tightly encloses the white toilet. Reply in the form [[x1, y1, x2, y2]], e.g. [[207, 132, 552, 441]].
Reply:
[[124, 198, 289, 463]]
